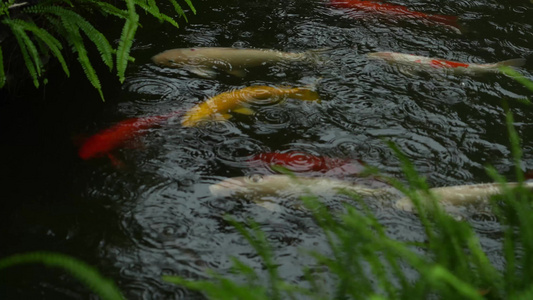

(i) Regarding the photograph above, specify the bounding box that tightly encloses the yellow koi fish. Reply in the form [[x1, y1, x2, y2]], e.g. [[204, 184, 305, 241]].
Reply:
[[181, 85, 320, 127]]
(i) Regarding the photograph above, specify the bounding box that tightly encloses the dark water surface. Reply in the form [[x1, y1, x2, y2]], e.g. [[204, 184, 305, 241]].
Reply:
[[2, 0, 533, 298]]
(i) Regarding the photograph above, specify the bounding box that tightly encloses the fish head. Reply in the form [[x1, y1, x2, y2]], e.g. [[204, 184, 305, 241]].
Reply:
[[151, 48, 196, 67], [209, 174, 293, 198]]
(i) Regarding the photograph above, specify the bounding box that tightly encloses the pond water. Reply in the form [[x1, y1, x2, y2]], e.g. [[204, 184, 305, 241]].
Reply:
[[1, 0, 533, 298]]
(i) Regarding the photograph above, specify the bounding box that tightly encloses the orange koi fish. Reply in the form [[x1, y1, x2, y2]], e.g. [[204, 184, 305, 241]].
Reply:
[[330, 0, 460, 31], [181, 85, 320, 127], [78, 112, 179, 165], [367, 51, 526, 75]]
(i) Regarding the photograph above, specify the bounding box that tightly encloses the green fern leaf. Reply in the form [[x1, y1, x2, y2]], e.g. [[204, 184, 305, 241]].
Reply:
[[24, 5, 114, 71], [0, 46, 5, 88], [0, 252, 123, 300], [5, 20, 41, 87], [90, 1, 129, 19], [10, 18, 70, 77], [182, 0, 196, 14], [116, 0, 139, 84], [134, 0, 181, 28], [61, 17, 104, 101], [167, 0, 188, 22]]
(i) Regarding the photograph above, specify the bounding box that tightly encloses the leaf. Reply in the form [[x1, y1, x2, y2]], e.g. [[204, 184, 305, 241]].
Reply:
[[9, 18, 70, 77], [60, 17, 104, 101], [182, 0, 196, 14], [5, 20, 41, 87], [24, 5, 114, 71], [116, 0, 139, 83], [0, 252, 124, 300]]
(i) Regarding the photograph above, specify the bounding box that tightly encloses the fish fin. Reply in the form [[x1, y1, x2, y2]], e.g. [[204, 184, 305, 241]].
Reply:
[[107, 153, 126, 168], [291, 88, 321, 102], [232, 107, 255, 115], [225, 69, 247, 77], [186, 66, 219, 78], [303, 48, 332, 65], [429, 14, 460, 30], [255, 201, 284, 212], [397, 66, 422, 77], [495, 58, 526, 68]]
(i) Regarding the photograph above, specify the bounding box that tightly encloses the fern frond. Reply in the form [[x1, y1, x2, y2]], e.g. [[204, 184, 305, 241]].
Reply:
[[0, 251, 124, 300], [24, 5, 114, 71], [5, 20, 41, 87], [181, 0, 196, 14], [0, 46, 5, 88], [61, 17, 104, 100], [135, 0, 181, 28], [90, 1, 129, 19], [167, 0, 188, 22], [8, 18, 70, 77], [116, 0, 139, 83]]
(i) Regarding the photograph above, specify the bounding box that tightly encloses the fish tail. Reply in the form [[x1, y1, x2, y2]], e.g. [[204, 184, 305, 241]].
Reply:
[[495, 58, 526, 68], [291, 88, 321, 102], [430, 14, 458, 26], [303, 48, 332, 64]]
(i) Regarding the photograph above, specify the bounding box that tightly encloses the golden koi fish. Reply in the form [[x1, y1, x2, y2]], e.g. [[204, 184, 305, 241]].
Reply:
[[152, 47, 327, 78], [181, 85, 320, 127]]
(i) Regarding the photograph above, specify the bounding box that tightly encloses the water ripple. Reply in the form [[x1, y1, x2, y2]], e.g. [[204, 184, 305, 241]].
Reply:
[[214, 137, 270, 169]]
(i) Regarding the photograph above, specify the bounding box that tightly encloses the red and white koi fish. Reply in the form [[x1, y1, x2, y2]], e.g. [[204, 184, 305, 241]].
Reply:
[[248, 151, 366, 176], [367, 51, 526, 75], [78, 112, 179, 165], [330, 0, 460, 31]]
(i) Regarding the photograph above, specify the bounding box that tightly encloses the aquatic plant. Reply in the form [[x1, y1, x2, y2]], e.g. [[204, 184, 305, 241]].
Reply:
[[163, 101, 533, 298], [0, 251, 124, 299], [0, 0, 195, 100]]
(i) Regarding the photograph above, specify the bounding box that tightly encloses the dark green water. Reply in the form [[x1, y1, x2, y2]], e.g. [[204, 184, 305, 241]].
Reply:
[[1, 0, 533, 298]]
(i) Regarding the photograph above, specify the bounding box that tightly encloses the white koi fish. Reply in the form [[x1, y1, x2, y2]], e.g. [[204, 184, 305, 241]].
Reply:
[[395, 181, 533, 212], [151, 47, 327, 78], [367, 51, 526, 75], [210, 174, 533, 215], [209, 174, 400, 211]]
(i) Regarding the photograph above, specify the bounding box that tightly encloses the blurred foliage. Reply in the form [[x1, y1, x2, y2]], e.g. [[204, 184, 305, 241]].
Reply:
[[0, 251, 124, 299]]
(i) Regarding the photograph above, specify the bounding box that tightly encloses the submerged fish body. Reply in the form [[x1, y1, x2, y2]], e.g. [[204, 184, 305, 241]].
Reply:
[[181, 85, 320, 127], [330, 0, 460, 31], [248, 151, 366, 176], [209, 174, 392, 202], [395, 181, 533, 212], [78, 112, 178, 163], [151, 47, 324, 78], [210, 174, 533, 216], [367, 51, 526, 75]]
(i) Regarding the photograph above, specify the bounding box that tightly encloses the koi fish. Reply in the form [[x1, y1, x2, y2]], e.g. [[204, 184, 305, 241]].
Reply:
[[367, 51, 526, 75], [330, 0, 460, 31], [181, 85, 320, 127], [209, 174, 396, 211], [78, 112, 179, 165], [151, 47, 326, 78], [248, 151, 366, 176], [395, 181, 533, 212], [210, 174, 533, 215]]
